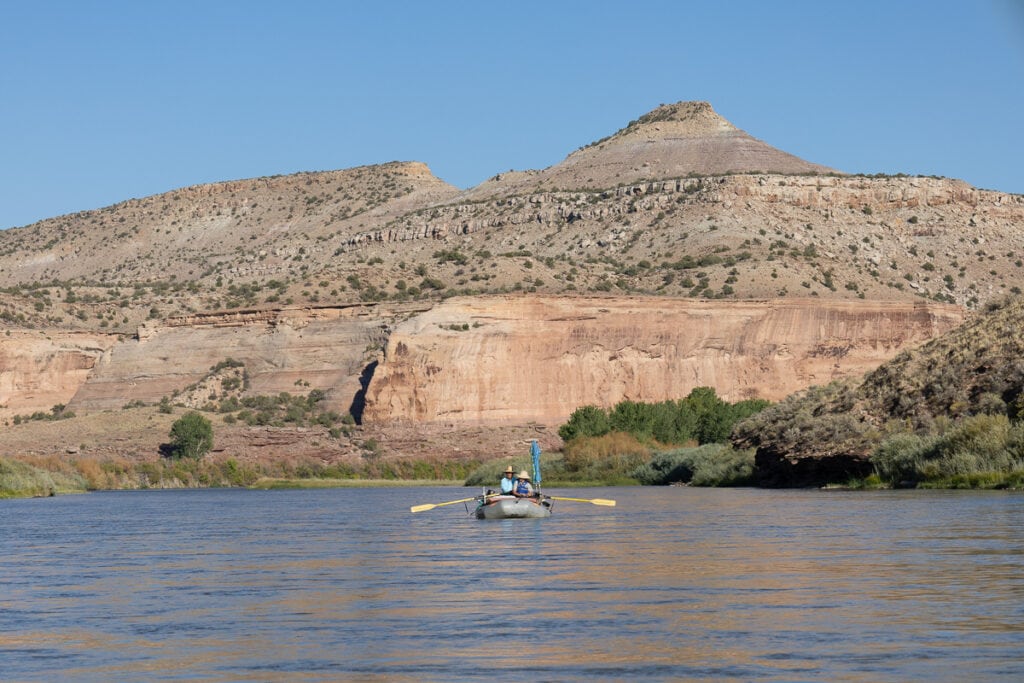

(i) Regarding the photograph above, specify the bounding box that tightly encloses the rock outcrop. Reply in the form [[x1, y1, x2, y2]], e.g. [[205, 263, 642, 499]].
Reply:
[[363, 295, 965, 426], [463, 101, 837, 200], [0, 331, 118, 419], [67, 304, 407, 415], [3, 297, 965, 431]]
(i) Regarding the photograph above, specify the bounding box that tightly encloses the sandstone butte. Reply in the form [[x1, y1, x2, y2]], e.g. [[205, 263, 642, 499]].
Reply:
[[0, 101, 1020, 465]]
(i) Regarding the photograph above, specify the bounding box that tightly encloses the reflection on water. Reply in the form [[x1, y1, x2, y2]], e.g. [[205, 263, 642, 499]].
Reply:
[[2, 487, 1023, 681]]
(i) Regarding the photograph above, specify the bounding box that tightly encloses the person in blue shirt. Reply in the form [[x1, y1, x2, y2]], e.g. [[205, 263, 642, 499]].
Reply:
[[499, 465, 516, 494], [513, 471, 534, 498]]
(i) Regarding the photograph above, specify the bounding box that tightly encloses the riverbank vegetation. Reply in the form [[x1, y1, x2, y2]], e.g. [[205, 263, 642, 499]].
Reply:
[[0, 457, 84, 498], [732, 295, 1024, 489], [466, 389, 767, 488], [867, 413, 1024, 489], [465, 437, 757, 489], [0, 453, 482, 499]]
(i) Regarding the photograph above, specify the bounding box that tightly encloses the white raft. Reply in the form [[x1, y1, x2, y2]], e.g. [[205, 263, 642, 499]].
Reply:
[[474, 494, 553, 519]]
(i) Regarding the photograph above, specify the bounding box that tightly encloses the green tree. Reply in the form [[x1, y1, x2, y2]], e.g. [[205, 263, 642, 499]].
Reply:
[[558, 405, 611, 441], [609, 400, 655, 438], [167, 412, 213, 459]]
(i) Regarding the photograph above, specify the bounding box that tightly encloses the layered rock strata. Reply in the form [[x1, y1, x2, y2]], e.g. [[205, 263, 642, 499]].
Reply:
[[67, 305, 405, 415], [0, 331, 118, 419], [3, 297, 966, 430], [362, 295, 966, 426]]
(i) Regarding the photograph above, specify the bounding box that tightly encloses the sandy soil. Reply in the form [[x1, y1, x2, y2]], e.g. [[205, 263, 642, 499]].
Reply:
[[0, 408, 560, 469]]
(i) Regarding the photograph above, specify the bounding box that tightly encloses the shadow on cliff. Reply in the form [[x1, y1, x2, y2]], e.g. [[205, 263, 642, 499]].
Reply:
[[348, 360, 377, 425]]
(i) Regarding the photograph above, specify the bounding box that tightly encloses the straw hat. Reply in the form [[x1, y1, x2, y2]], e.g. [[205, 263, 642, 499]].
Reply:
[[516, 471, 530, 480], [504, 466, 514, 474]]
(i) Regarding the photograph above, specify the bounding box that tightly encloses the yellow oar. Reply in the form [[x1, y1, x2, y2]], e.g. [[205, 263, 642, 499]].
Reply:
[[548, 496, 616, 506], [411, 495, 490, 513]]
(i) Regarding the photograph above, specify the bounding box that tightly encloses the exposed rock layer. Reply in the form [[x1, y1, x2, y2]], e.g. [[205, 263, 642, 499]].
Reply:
[[0, 331, 118, 418], [66, 304, 406, 416], [362, 296, 966, 426], [2, 297, 965, 428]]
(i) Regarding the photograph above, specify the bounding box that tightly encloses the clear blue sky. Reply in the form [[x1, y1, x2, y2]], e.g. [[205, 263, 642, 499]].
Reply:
[[2, 0, 1022, 230]]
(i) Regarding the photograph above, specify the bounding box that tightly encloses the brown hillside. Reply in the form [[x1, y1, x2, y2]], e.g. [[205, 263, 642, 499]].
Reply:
[[1, 100, 1021, 339]]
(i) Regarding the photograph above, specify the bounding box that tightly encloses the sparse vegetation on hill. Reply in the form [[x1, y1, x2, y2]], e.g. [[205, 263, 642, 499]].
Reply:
[[1, 102, 1021, 336]]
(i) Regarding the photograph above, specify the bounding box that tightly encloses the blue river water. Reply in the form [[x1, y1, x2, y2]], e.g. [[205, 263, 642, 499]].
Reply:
[[2, 486, 1023, 681]]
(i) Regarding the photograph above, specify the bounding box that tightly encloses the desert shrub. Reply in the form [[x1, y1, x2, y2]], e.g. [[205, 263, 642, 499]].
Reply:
[[216, 458, 260, 487], [74, 458, 107, 489], [732, 380, 875, 459], [871, 414, 1024, 486], [561, 432, 649, 483], [871, 432, 940, 484], [632, 443, 755, 486], [631, 448, 696, 485]]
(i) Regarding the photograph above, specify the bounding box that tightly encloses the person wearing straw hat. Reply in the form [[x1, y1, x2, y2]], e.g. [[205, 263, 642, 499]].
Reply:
[[499, 465, 516, 494], [513, 470, 534, 498]]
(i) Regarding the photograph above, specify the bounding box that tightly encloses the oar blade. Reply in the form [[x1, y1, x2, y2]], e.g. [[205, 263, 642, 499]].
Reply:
[[410, 503, 437, 513], [549, 496, 617, 506]]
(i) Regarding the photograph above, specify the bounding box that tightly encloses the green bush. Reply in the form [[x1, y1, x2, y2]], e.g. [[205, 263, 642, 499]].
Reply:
[[871, 414, 1024, 486], [558, 405, 611, 441], [166, 412, 214, 459], [559, 388, 769, 446], [632, 443, 755, 486]]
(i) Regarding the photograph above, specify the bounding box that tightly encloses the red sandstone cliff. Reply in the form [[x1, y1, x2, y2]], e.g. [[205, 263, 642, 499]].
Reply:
[[361, 296, 965, 426], [1, 297, 965, 430]]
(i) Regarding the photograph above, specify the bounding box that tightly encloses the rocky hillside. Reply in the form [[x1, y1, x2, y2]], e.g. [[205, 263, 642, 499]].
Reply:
[[732, 295, 1024, 486], [1, 101, 1021, 340]]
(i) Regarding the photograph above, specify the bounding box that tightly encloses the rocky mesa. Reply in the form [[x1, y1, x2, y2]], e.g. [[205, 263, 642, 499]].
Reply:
[[1, 100, 1021, 469]]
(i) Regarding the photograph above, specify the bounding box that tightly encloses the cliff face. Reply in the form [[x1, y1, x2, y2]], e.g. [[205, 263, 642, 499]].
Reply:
[[362, 296, 965, 426], [67, 305, 400, 415], [2, 296, 965, 430], [0, 331, 118, 419]]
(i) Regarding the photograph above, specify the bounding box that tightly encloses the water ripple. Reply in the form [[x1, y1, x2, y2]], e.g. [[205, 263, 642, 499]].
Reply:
[[2, 487, 1023, 681]]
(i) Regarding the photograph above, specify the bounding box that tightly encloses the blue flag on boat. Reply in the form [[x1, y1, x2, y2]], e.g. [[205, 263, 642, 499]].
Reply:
[[531, 440, 542, 487]]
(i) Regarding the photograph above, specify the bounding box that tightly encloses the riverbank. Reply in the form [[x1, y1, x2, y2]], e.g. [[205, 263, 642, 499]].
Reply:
[[0, 453, 480, 500], [250, 477, 464, 490]]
